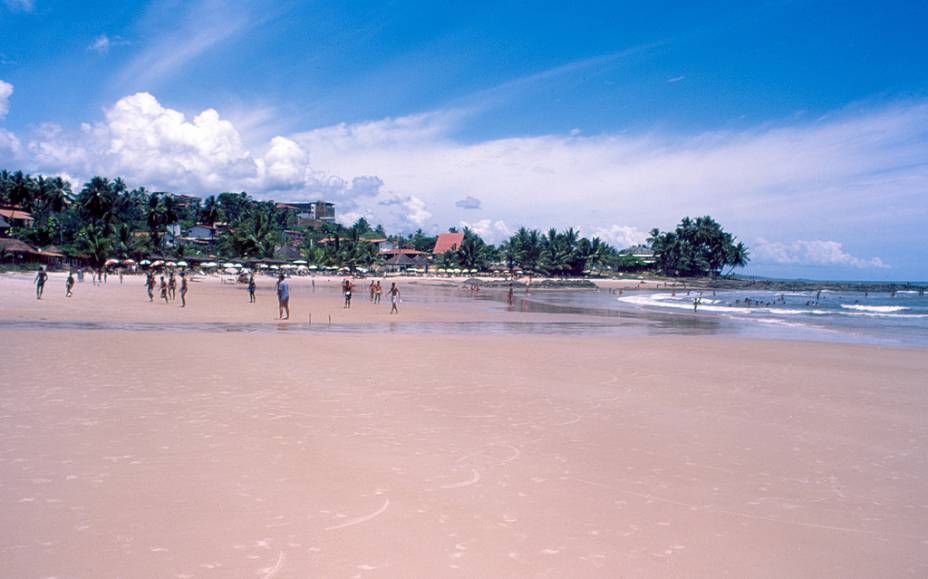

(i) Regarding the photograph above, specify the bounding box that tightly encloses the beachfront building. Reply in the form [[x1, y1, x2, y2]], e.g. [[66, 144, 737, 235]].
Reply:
[[432, 232, 464, 255], [382, 250, 430, 273], [0, 238, 68, 268]]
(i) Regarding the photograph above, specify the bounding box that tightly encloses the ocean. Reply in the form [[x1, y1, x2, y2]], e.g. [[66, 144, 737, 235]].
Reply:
[[513, 285, 928, 347]]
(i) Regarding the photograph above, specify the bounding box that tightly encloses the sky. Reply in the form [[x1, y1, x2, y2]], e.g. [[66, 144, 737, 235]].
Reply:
[[1, 0, 926, 280]]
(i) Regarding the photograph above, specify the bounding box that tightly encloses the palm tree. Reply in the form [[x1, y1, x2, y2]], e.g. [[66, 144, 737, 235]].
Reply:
[[78, 177, 117, 225], [724, 241, 750, 276], [78, 224, 112, 268]]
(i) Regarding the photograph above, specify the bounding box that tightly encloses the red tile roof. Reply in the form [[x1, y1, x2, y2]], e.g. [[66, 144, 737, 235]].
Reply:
[[432, 232, 464, 254], [0, 208, 34, 221]]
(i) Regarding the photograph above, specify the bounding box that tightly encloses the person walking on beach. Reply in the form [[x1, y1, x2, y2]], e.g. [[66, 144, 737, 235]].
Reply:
[[159, 275, 169, 303], [369, 280, 376, 302], [374, 280, 382, 304], [389, 282, 400, 314], [248, 274, 256, 303], [34, 267, 48, 299], [66, 271, 75, 298], [179, 272, 188, 308], [119, 268, 123, 284], [146, 272, 155, 302], [343, 278, 353, 309], [507, 283, 514, 306], [693, 297, 700, 312], [276, 273, 290, 320], [168, 272, 177, 301]]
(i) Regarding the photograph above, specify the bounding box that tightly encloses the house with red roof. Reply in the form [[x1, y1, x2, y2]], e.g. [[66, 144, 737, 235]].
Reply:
[[432, 232, 464, 255]]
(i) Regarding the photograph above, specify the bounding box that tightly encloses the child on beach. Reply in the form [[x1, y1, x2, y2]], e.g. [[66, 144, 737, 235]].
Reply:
[[180, 272, 188, 308], [65, 271, 74, 298], [248, 274, 256, 303], [276, 273, 290, 320], [34, 267, 48, 299], [389, 282, 400, 314]]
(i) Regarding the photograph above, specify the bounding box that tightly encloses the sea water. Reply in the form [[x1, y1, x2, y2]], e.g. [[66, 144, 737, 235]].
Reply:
[[518, 285, 928, 347]]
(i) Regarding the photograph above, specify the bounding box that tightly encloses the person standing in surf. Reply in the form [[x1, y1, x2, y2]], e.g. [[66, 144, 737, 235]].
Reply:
[[248, 273, 256, 303], [344, 279, 353, 309], [65, 271, 75, 298], [276, 273, 290, 320], [146, 271, 155, 302]]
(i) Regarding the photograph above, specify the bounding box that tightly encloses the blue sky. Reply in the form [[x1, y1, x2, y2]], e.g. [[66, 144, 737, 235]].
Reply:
[[1, 0, 926, 279]]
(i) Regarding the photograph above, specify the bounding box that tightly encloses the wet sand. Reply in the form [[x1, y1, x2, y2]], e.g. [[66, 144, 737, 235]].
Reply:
[[1, 273, 927, 577]]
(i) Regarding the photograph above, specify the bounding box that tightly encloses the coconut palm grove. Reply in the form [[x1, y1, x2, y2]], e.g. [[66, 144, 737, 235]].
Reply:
[[0, 169, 748, 276]]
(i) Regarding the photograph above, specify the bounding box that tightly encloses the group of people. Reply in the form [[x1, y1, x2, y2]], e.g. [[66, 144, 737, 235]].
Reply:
[[36, 267, 404, 319], [145, 270, 188, 307], [34, 267, 109, 300]]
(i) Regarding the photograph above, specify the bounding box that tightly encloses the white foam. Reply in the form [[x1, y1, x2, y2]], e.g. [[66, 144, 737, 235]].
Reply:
[[841, 304, 908, 313]]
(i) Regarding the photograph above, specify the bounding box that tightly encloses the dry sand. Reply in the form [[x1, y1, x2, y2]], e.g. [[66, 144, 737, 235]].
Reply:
[[1, 272, 927, 577]]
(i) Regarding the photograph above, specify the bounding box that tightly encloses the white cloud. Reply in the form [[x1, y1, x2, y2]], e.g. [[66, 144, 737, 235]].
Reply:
[[88, 34, 129, 55], [0, 79, 12, 119], [114, 0, 261, 88], [752, 239, 888, 269], [460, 219, 511, 243], [3, 0, 33, 12], [590, 225, 648, 248], [89, 34, 111, 54]]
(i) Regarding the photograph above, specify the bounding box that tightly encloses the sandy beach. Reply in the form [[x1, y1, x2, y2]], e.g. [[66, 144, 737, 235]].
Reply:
[[1, 272, 927, 577]]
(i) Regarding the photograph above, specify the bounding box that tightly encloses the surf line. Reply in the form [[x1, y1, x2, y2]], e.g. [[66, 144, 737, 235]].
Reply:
[[325, 498, 390, 531]]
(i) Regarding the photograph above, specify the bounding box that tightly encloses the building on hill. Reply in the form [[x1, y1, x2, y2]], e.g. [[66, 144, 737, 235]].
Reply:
[[276, 201, 335, 227], [432, 232, 464, 255], [0, 207, 35, 230]]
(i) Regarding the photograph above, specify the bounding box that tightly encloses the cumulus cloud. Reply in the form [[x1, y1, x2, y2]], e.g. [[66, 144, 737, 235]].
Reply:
[[455, 195, 482, 210], [590, 225, 649, 248], [752, 239, 888, 269], [1, 91, 430, 231], [460, 219, 511, 243], [0, 79, 12, 119]]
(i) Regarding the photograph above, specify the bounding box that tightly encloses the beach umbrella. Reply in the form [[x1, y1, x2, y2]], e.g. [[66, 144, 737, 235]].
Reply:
[[270, 265, 279, 270], [452, 268, 462, 274], [234, 263, 244, 269], [296, 265, 308, 272], [224, 267, 238, 274], [222, 262, 235, 268], [104, 258, 119, 266], [308, 265, 318, 270], [140, 259, 151, 265], [257, 263, 268, 269], [166, 261, 176, 267], [151, 260, 164, 267], [293, 259, 307, 264], [202, 261, 218, 268], [122, 259, 136, 265], [176, 261, 188, 267]]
